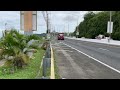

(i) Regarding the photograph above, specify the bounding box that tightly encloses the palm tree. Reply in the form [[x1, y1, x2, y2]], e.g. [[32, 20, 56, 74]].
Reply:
[[0, 29, 29, 69]]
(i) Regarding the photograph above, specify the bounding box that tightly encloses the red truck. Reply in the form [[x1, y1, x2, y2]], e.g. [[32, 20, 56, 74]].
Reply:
[[57, 33, 64, 40]]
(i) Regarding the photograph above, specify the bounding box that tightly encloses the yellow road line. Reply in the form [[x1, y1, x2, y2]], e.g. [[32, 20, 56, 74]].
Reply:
[[50, 44, 55, 79]]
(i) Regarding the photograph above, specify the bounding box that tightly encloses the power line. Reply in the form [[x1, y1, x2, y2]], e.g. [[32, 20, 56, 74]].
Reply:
[[42, 11, 51, 34]]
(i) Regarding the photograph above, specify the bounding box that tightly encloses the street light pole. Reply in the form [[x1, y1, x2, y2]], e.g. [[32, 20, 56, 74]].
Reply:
[[77, 17, 79, 38], [110, 11, 112, 22], [46, 11, 49, 34]]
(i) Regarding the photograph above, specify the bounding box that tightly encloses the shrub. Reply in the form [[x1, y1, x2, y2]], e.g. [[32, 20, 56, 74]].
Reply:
[[0, 29, 43, 74], [112, 32, 120, 40], [26, 34, 41, 43], [104, 33, 110, 37]]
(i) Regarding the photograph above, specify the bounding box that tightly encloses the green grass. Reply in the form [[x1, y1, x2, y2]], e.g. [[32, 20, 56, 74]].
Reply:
[[0, 49, 45, 79]]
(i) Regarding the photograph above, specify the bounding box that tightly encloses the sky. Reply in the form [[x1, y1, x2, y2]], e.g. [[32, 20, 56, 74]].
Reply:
[[0, 11, 90, 37]]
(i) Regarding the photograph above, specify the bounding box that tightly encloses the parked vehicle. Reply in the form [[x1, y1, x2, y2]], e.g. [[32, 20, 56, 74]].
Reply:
[[58, 33, 64, 40]]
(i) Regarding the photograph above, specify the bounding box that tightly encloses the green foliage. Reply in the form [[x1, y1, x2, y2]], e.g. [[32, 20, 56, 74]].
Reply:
[[41, 41, 49, 50], [104, 33, 110, 37], [84, 11, 95, 21], [0, 29, 27, 56], [0, 49, 45, 79], [0, 29, 44, 71], [26, 34, 42, 43], [73, 11, 120, 40], [112, 32, 120, 40]]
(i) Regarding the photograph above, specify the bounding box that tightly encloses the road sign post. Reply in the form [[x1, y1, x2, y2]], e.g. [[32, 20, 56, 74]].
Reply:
[[20, 11, 37, 35], [107, 11, 113, 43], [107, 21, 113, 34], [107, 21, 113, 43]]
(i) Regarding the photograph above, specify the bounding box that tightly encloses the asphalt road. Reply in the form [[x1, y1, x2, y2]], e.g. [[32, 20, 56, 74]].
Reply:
[[64, 38, 120, 71], [51, 37, 120, 79]]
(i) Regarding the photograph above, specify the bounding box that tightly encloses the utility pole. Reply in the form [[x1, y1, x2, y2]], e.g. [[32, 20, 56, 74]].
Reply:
[[110, 11, 112, 38], [76, 16, 79, 38], [109, 11, 112, 42], [46, 11, 49, 34], [77, 17, 79, 38], [42, 11, 51, 40], [46, 11, 51, 34], [110, 11, 112, 22]]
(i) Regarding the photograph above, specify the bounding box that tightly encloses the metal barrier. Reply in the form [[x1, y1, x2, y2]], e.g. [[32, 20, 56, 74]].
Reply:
[[42, 42, 51, 78], [42, 41, 55, 79]]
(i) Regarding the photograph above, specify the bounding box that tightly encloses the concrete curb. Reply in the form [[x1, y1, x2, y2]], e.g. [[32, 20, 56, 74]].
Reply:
[[65, 37, 120, 47]]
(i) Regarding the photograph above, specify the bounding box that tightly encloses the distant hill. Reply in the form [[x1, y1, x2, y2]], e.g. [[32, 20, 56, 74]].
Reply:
[[34, 33, 46, 37]]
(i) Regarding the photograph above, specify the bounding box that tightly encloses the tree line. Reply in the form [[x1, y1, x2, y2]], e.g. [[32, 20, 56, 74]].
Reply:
[[73, 11, 120, 40]]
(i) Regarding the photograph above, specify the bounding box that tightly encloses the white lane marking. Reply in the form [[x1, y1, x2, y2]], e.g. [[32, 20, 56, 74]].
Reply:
[[57, 50, 73, 52], [62, 78, 66, 79], [53, 42, 62, 45], [62, 42, 120, 74], [98, 48, 109, 51]]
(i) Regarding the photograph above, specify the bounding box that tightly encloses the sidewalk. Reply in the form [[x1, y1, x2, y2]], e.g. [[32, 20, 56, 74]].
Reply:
[[65, 37, 120, 46]]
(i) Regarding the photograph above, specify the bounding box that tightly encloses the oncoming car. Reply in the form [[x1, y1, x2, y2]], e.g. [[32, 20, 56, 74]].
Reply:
[[57, 33, 64, 40]]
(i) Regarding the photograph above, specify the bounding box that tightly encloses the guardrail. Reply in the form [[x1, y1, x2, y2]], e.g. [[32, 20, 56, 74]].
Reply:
[[42, 41, 55, 79]]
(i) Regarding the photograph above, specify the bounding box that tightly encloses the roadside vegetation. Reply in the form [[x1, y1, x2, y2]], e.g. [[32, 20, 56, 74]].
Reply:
[[73, 11, 120, 40], [0, 29, 45, 79], [0, 49, 45, 79]]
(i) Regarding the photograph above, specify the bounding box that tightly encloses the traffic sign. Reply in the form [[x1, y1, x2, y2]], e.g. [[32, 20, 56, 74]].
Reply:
[[107, 21, 113, 33], [20, 11, 37, 31]]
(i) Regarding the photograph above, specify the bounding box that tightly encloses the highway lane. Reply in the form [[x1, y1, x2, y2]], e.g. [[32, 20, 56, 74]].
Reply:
[[63, 38, 120, 72], [51, 38, 120, 79]]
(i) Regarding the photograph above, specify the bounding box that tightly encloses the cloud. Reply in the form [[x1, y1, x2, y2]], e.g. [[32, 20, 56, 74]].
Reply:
[[0, 11, 20, 30], [63, 15, 77, 22], [0, 11, 95, 36]]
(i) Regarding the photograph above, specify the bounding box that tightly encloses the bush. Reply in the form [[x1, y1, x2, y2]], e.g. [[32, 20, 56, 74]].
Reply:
[[41, 41, 49, 50], [0, 30, 29, 70], [0, 29, 44, 75], [104, 33, 110, 37], [26, 35, 41, 43], [112, 32, 120, 40]]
